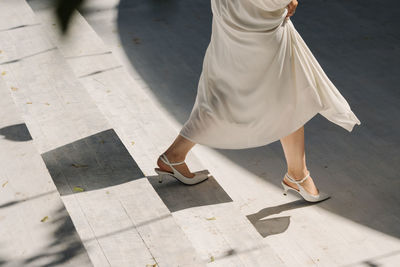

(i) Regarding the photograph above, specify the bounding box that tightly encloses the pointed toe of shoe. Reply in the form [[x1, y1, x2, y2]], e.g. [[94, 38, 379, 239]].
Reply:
[[317, 191, 331, 201], [192, 171, 210, 183], [307, 190, 331, 203], [194, 169, 210, 176]]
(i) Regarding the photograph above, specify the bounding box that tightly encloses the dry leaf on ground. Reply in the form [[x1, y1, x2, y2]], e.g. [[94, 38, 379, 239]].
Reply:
[[73, 186, 84, 192], [133, 37, 141, 44]]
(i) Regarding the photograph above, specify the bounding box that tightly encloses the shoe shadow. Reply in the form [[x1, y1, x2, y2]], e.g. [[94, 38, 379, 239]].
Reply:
[[246, 200, 318, 238], [0, 123, 33, 142], [147, 174, 233, 213]]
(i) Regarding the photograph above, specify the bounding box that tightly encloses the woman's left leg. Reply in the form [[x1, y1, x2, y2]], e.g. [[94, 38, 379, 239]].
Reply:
[[279, 125, 319, 195], [157, 134, 197, 178]]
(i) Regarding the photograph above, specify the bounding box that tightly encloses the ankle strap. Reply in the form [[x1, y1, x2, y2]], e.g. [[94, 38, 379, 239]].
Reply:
[[160, 153, 185, 166], [285, 171, 310, 184]]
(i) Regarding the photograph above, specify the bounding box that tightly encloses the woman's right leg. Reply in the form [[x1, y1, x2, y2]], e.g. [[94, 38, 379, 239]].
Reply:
[[157, 134, 197, 178], [279, 125, 319, 195]]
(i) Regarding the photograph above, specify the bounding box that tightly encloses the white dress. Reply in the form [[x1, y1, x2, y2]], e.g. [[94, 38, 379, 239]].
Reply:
[[179, 0, 361, 149]]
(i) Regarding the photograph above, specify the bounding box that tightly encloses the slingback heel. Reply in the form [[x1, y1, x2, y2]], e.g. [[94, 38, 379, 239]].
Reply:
[[155, 153, 210, 185], [281, 171, 330, 202]]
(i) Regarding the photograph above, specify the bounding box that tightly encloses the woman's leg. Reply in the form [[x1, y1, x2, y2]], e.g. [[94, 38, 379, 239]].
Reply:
[[157, 134, 197, 178], [279, 126, 319, 195]]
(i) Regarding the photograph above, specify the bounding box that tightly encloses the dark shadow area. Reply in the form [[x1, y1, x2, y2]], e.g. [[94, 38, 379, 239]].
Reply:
[[22, 205, 92, 266], [0, 196, 90, 266], [0, 123, 33, 142], [42, 128, 144, 195], [115, 0, 211, 123], [41, 128, 229, 213], [95, 0, 400, 239], [246, 200, 317, 238], [0, 248, 7, 267], [147, 175, 232, 213]]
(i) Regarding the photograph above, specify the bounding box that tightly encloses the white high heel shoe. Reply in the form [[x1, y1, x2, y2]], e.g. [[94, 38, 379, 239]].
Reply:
[[154, 153, 210, 185], [281, 171, 330, 202]]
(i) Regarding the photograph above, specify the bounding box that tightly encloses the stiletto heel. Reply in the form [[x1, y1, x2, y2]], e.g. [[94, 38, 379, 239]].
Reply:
[[158, 174, 167, 183], [281, 182, 289, 195], [281, 171, 330, 202], [155, 153, 209, 185]]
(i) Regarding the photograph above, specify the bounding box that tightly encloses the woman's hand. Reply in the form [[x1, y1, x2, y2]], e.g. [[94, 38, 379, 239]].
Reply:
[[286, 0, 298, 18]]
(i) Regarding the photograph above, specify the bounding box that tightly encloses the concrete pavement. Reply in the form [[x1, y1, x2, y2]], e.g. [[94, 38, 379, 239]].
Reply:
[[0, 0, 399, 266]]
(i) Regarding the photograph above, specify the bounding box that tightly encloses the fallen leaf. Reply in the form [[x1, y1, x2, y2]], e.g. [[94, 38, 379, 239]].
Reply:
[[145, 264, 157, 267], [133, 37, 141, 44], [26, 102, 32, 104], [206, 217, 216, 221], [131, 141, 135, 145], [41, 216, 49, 222], [106, 90, 111, 93], [1, 71, 6, 76], [0, 50, 2, 53], [71, 163, 88, 168], [45, 102, 50, 105], [11, 86, 18, 91], [73, 186, 84, 192], [210, 256, 215, 262], [2, 181, 8, 187], [106, 191, 110, 194]]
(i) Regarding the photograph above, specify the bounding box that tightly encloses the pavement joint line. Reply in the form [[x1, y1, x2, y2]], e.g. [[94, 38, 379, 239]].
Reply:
[[0, 22, 41, 32]]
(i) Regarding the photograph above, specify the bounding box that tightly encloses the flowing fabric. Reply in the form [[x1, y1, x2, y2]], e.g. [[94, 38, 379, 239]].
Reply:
[[179, 0, 361, 149]]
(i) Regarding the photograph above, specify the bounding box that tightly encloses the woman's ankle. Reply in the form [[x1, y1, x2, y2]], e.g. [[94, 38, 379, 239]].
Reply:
[[287, 168, 309, 181], [163, 150, 187, 162]]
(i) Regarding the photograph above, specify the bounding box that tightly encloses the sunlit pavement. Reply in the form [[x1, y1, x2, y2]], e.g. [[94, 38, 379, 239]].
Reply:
[[0, 0, 399, 266]]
